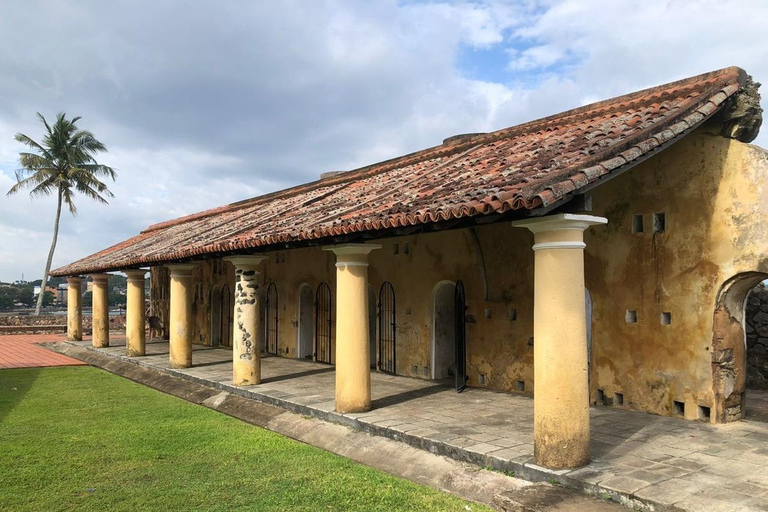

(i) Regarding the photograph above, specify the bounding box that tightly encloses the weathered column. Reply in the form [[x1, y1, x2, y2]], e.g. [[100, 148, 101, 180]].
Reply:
[[125, 269, 147, 357], [66, 276, 83, 341], [168, 264, 196, 369], [89, 273, 110, 348], [513, 213, 606, 469], [224, 256, 268, 386], [323, 243, 381, 413]]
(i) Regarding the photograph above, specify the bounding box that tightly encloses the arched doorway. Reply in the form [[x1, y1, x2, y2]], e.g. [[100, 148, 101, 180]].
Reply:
[[297, 284, 314, 360], [712, 272, 768, 423], [315, 282, 332, 364], [220, 284, 232, 348], [368, 285, 376, 368], [266, 282, 278, 355], [586, 288, 593, 386], [431, 281, 456, 380], [378, 281, 396, 374], [454, 280, 467, 392], [210, 287, 222, 345]]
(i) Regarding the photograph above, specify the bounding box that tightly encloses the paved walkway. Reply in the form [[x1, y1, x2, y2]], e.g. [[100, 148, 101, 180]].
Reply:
[[61, 338, 768, 511], [0, 334, 86, 369]]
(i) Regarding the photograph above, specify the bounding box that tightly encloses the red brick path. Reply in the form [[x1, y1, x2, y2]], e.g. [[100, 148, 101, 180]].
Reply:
[[0, 334, 87, 369]]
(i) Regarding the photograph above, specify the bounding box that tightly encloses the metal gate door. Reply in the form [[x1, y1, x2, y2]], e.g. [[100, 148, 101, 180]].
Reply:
[[454, 280, 467, 392], [221, 284, 232, 348], [266, 282, 279, 355], [315, 282, 333, 364], [378, 281, 396, 374]]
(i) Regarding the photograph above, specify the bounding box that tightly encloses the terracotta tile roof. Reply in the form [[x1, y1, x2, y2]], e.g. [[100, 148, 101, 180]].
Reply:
[[51, 66, 756, 276]]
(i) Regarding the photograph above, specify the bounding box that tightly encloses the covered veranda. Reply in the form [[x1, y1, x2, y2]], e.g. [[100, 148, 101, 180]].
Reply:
[[54, 334, 768, 512]]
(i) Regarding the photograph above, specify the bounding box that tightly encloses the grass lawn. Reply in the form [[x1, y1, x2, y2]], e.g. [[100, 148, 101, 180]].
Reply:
[[0, 366, 490, 512]]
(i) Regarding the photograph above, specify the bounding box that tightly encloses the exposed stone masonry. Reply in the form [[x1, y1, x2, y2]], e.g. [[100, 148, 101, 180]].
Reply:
[[747, 283, 768, 389]]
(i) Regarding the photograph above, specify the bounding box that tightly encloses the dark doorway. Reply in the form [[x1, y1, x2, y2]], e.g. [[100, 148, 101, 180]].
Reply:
[[454, 280, 467, 392], [315, 282, 333, 364], [378, 281, 396, 375], [220, 284, 232, 348], [431, 281, 456, 380], [368, 285, 376, 368], [210, 287, 222, 345], [297, 284, 314, 359], [266, 282, 278, 355]]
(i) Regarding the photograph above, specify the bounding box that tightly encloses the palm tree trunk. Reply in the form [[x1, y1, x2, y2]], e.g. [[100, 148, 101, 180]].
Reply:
[[34, 186, 63, 315]]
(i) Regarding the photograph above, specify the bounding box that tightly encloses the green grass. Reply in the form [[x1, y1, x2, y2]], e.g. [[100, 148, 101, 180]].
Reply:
[[0, 366, 488, 512]]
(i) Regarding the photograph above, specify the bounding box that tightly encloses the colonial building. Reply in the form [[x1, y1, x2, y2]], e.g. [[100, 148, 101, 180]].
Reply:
[[51, 67, 765, 469]]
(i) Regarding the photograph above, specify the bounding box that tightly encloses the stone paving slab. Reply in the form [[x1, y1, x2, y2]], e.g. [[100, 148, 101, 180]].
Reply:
[[59, 338, 768, 512]]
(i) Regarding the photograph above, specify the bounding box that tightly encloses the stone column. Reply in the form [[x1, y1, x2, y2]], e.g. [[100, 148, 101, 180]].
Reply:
[[513, 213, 606, 469], [66, 276, 83, 341], [323, 243, 381, 413], [168, 264, 196, 369], [90, 273, 110, 348], [224, 256, 268, 386], [125, 269, 147, 357]]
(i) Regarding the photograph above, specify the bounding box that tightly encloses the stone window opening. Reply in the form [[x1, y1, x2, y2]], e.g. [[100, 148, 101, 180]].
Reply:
[[632, 214, 644, 234], [625, 309, 638, 323], [653, 212, 666, 233]]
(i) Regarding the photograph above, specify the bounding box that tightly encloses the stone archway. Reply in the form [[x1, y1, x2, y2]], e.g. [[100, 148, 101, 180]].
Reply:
[[712, 272, 768, 423]]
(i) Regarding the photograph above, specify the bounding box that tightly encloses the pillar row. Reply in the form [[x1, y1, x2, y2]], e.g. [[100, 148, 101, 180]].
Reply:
[[66, 276, 83, 341], [224, 255, 268, 386], [513, 213, 607, 470], [125, 269, 147, 357], [89, 273, 110, 348], [168, 264, 196, 369], [323, 243, 381, 413]]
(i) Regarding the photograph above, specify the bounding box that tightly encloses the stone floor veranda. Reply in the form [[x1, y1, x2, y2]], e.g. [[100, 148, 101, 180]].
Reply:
[[66, 337, 768, 512]]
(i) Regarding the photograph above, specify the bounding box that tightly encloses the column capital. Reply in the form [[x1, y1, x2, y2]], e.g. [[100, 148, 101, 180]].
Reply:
[[66, 276, 84, 286], [512, 213, 607, 234], [167, 263, 197, 277], [322, 243, 382, 256], [124, 269, 148, 282], [88, 273, 110, 283], [223, 255, 269, 269]]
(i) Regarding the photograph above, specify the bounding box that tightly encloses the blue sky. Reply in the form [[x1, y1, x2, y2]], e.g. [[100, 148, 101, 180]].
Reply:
[[0, 0, 767, 282]]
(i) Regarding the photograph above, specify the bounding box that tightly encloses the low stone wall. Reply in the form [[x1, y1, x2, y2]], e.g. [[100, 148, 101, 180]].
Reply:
[[746, 284, 768, 388], [0, 314, 126, 335]]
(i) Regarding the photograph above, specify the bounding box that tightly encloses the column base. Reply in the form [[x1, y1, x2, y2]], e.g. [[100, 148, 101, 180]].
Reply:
[[336, 403, 372, 414], [233, 378, 261, 387]]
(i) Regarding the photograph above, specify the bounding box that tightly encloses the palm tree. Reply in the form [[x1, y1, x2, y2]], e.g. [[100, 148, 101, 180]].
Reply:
[[7, 113, 116, 315]]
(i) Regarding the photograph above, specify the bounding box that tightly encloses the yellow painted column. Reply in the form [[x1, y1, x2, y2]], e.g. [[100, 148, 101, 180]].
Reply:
[[125, 269, 147, 357], [168, 264, 196, 369], [90, 273, 110, 348], [513, 214, 606, 469], [323, 243, 381, 413], [224, 256, 268, 386], [66, 276, 83, 341]]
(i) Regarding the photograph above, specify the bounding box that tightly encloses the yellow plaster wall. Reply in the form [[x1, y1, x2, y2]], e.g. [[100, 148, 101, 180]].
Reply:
[[586, 129, 768, 420]]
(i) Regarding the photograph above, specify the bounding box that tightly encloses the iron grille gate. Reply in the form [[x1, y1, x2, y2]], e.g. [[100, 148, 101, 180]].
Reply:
[[378, 282, 396, 374], [221, 284, 232, 348], [266, 282, 279, 355], [315, 282, 333, 364], [454, 280, 467, 392]]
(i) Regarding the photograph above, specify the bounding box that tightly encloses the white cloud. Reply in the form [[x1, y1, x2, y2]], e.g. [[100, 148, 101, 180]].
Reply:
[[0, 0, 766, 282]]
